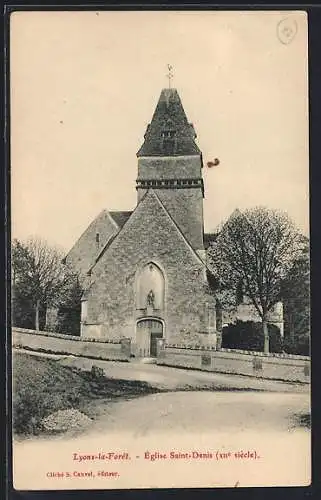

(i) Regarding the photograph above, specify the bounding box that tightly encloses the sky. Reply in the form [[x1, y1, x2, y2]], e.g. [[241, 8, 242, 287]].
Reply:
[[10, 10, 309, 252]]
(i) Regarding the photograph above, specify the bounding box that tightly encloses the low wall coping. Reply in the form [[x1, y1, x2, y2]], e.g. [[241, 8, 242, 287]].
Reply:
[[165, 343, 310, 361], [12, 327, 126, 345]]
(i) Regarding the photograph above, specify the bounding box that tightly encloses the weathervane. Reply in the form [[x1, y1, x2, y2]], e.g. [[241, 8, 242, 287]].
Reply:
[[166, 64, 173, 89]]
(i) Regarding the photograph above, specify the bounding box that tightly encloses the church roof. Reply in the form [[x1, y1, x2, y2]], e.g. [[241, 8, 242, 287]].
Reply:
[[137, 88, 201, 157], [88, 189, 208, 274], [109, 211, 132, 228]]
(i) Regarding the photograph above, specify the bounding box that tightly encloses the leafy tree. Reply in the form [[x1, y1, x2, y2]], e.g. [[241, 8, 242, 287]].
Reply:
[[12, 237, 79, 331], [12, 240, 36, 328], [281, 235, 310, 353], [208, 207, 303, 353], [56, 276, 83, 335]]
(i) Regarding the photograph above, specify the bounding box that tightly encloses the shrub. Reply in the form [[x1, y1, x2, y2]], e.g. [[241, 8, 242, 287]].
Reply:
[[90, 365, 105, 379], [282, 335, 310, 356], [222, 321, 283, 353], [13, 388, 43, 435]]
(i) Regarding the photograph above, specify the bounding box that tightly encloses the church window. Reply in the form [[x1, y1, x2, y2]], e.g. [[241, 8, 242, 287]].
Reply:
[[161, 126, 177, 155], [136, 262, 165, 310], [161, 129, 176, 139]]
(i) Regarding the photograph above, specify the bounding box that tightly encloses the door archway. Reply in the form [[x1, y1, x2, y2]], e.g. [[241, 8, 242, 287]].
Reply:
[[136, 318, 164, 357]]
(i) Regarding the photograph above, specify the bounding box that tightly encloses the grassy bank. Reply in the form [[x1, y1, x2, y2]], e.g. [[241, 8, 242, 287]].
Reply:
[[12, 351, 158, 437]]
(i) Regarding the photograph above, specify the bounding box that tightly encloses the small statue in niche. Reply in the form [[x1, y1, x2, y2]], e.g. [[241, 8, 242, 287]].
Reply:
[[146, 290, 155, 309]]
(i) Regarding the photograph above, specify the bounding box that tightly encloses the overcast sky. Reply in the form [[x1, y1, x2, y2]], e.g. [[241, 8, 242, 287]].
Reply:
[[10, 10, 308, 251]]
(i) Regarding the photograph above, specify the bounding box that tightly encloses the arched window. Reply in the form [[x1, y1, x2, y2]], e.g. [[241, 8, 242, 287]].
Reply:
[[136, 262, 165, 310]]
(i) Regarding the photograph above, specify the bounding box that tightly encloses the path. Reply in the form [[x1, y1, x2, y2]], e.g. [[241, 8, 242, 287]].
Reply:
[[13, 390, 311, 489], [88, 390, 310, 436], [13, 351, 311, 489], [58, 354, 309, 393]]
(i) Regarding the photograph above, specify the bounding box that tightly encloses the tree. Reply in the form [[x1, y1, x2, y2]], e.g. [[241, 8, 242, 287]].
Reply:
[[281, 235, 310, 353], [55, 276, 83, 335], [12, 237, 78, 331], [208, 207, 303, 353], [12, 239, 35, 328]]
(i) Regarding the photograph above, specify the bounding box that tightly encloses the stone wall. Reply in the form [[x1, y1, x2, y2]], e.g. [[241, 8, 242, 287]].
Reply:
[[169, 331, 218, 348], [65, 209, 119, 278], [157, 343, 310, 383], [137, 156, 204, 251], [137, 156, 202, 182], [12, 327, 131, 361], [85, 190, 216, 348]]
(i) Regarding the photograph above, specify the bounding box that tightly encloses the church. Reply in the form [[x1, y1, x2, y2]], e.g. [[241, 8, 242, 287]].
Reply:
[[65, 87, 221, 356], [65, 86, 284, 356]]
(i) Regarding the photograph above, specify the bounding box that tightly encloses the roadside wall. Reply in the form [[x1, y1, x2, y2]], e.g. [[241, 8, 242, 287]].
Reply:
[[12, 327, 131, 361], [156, 343, 310, 383]]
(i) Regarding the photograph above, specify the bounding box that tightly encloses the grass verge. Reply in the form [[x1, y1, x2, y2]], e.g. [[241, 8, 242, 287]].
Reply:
[[12, 351, 158, 437]]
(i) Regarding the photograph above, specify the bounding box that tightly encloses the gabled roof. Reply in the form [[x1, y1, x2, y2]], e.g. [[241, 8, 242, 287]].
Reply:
[[137, 88, 201, 157], [152, 190, 206, 267], [64, 209, 132, 272], [64, 209, 112, 261], [109, 211, 132, 228], [88, 188, 207, 274]]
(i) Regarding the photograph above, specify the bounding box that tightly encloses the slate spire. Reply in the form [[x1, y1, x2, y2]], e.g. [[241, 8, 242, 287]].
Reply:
[[137, 88, 201, 157]]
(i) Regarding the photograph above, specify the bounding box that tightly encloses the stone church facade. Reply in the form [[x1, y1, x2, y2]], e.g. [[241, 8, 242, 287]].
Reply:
[[65, 88, 220, 356], [65, 87, 283, 355]]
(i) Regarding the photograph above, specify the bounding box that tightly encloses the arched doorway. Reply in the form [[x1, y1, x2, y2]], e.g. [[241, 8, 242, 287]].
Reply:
[[136, 319, 164, 357]]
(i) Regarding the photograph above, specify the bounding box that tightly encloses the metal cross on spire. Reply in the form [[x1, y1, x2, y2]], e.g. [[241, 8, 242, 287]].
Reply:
[[166, 64, 173, 89]]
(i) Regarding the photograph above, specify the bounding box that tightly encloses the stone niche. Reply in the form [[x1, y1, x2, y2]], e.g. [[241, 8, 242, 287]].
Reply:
[[136, 262, 165, 313]]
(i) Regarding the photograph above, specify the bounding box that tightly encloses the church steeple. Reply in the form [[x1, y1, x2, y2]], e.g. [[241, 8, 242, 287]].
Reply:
[[137, 88, 201, 157], [136, 87, 205, 253]]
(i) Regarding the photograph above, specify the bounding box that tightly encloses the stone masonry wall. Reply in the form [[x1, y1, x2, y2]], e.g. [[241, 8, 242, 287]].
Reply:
[[65, 210, 119, 278], [136, 188, 204, 252], [12, 327, 131, 361], [157, 344, 310, 383], [137, 156, 204, 251], [155, 188, 204, 252], [137, 156, 202, 181], [84, 190, 215, 350]]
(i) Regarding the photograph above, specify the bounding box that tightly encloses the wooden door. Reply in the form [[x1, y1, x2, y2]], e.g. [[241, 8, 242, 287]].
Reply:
[[149, 320, 163, 357], [136, 319, 163, 357]]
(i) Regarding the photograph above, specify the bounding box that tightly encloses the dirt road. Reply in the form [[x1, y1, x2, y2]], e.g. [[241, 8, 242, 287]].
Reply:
[[59, 355, 309, 393], [13, 352, 311, 489]]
